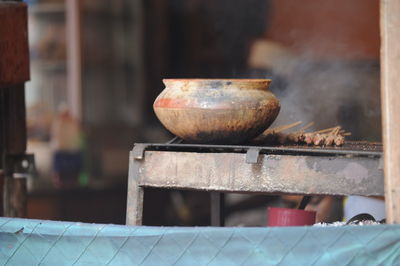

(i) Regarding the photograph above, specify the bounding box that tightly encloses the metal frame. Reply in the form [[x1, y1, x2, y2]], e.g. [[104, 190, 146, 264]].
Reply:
[[126, 143, 383, 226]]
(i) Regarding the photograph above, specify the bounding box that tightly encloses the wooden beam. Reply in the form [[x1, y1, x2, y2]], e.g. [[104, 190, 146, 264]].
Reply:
[[380, 0, 400, 224]]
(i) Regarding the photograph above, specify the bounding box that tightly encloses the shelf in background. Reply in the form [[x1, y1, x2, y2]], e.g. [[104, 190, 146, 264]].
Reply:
[[31, 59, 66, 72], [28, 3, 65, 15]]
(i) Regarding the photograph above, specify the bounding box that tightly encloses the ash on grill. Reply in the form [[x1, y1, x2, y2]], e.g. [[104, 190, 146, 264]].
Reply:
[[253, 121, 351, 146]]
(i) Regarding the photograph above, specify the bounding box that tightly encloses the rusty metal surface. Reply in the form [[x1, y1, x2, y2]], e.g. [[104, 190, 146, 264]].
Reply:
[[0, 2, 30, 86], [136, 151, 383, 196]]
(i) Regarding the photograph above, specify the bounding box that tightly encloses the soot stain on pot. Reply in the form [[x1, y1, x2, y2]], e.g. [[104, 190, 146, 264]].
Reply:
[[193, 129, 265, 144], [207, 80, 224, 89], [191, 89, 236, 107], [194, 131, 241, 144]]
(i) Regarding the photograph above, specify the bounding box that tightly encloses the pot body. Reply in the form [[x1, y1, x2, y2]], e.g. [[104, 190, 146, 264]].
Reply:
[[153, 79, 280, 144]]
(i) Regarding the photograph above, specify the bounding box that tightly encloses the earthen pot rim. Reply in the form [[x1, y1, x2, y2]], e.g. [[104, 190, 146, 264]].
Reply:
[[163, 78, 272, 91]]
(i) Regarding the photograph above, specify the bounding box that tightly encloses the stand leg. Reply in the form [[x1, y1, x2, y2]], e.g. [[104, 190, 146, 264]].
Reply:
[[210, 192, 225, 226], [126, 152, 144, 225]]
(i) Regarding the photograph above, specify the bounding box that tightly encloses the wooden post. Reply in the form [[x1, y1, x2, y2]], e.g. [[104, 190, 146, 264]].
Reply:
[[2, 85, 27, 154], [3, 176, 27, 218], [0, 2, 30, 87], [380, 0, 400, 224], [0, 2, 30, 218]]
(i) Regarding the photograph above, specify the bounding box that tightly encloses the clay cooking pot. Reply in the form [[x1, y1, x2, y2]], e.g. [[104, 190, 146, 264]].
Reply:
[[153, 79, 280, 144]]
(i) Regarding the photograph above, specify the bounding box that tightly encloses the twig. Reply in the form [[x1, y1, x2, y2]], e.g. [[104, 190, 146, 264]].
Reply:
[[263, 121, 302, 134], [314, 126, 340, 134], [299, 122, 314, 132]]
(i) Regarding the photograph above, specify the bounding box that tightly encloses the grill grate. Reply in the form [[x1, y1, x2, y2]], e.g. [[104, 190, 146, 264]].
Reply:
[[134, 141, 382, 158]]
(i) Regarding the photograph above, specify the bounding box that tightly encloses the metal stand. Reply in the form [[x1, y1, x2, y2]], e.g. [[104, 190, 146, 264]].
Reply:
[[126, 143, 383, 226], [210, 192, 225, 226]]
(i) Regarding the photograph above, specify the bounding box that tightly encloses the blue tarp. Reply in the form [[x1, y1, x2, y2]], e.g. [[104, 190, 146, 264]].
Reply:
[[0, 217, 399, 265]]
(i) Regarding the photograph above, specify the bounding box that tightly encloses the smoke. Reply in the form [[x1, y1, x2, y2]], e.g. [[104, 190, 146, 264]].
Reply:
[[253, 0, 381, 141], [250, 40, 381, 140]]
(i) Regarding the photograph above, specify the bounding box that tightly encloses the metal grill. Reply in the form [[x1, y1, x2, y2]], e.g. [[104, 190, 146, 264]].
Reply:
[[132, 141, 382, 162]]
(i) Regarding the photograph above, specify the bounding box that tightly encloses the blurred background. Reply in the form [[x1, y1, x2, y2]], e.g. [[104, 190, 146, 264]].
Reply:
[[24, 0, 381, 225]]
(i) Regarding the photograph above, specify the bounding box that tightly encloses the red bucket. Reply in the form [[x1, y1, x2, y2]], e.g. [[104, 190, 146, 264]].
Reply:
[[268, 207, 316, 227]]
